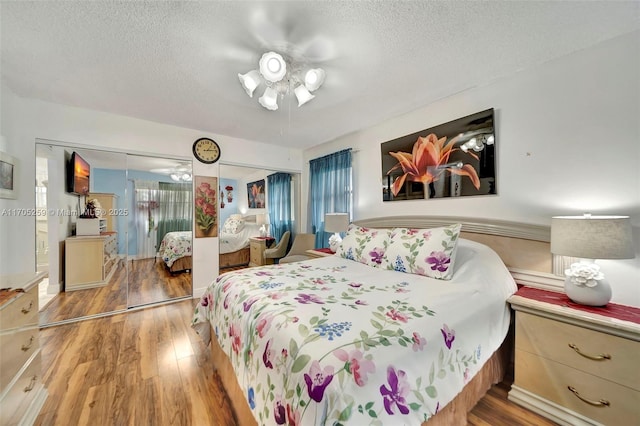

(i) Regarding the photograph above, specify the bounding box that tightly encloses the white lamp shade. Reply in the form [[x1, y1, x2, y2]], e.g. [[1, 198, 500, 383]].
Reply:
[[238, 70, 261, 97], [324, 213, 349, 233], [294, 84, 315, 107], [258, 87, 279, 110], [551, 215, 634, 259], [259, 52, 287, 83], [304, 68, 326, 91], [256, 214, 266, 225]]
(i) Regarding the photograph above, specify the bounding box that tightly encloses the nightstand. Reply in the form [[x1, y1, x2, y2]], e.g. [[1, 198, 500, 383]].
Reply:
[[305, 248, 334, 258], [508, 287, 640, 426], [249, 237, 275, 267]]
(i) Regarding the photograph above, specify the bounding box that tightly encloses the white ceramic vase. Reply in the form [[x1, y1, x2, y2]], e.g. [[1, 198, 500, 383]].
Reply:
[[564, 277, 611, 306]]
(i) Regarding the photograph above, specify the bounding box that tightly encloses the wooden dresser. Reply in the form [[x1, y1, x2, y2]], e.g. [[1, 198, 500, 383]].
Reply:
[[65, 232, 118, 291], [508, 287, 640, 426], [0, 272, 48, 425]]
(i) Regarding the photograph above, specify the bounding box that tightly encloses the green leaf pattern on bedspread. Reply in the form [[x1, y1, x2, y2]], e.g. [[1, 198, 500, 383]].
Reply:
[[193, 262, 485, 425]]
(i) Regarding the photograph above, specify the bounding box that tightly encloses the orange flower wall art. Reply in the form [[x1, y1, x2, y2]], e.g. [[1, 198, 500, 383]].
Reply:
[[382, 109, 496, 200]]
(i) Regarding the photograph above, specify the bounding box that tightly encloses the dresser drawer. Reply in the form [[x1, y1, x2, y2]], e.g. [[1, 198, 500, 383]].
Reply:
[[0, 351, 43, 426], [0, 286, 38, 331], [0, 327, 40, 391], [515, 311, 639, 390], [250, 240, 263, 265], [515, 349, 640, 425]]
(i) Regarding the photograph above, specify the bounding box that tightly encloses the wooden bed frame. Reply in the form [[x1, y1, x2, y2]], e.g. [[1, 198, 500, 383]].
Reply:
[[206, 215, 552, 425]]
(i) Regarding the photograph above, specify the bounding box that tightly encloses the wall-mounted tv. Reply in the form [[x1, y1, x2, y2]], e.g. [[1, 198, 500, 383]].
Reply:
[[67, 151, 90, 195]]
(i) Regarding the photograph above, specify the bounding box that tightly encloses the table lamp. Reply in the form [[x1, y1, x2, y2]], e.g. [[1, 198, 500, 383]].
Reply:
[[551, 214, 634, 306], [325, 213, 349, 252], [257, 214, 267, 237]]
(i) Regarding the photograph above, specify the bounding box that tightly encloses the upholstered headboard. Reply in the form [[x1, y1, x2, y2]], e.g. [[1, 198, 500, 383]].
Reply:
[[353, 216, 552, 274]]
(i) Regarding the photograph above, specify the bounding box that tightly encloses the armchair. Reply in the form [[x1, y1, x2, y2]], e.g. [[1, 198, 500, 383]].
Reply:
[[264, 231, 290, 264], [279, 233, 316, 264]]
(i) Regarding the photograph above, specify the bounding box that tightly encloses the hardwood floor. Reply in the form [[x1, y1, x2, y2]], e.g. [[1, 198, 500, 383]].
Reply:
[[39, 258, 191, 324], [36, 299, 557, 426]]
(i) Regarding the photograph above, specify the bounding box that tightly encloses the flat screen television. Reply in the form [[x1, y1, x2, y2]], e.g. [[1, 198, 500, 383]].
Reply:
[[67, 151, 90, 195]]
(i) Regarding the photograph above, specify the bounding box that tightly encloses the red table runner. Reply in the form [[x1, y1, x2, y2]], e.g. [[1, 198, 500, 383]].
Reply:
[[515, 286, 640, 325]]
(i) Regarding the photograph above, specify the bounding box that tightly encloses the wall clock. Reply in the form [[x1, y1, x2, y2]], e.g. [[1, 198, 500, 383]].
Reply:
[[192, 137, 221, 164]]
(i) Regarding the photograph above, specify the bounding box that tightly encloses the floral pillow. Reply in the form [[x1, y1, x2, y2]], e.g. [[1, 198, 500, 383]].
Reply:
[[380, 224, 462, 280], [223, 217, 245, 234], [337, 224, 390, 267]]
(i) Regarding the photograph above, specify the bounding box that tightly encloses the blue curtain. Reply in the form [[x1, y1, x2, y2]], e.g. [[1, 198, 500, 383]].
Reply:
[[309, 149, 352, 248], [267, 172, 293, 248]]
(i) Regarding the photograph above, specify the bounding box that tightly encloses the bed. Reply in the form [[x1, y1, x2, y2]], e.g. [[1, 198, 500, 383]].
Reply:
[[158, 230, 192, 273], [192, 216, 552, 425], [219, 215, 262, 268]]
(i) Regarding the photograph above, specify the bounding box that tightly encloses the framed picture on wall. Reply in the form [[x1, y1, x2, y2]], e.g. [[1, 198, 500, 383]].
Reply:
[[380, 109, 496, 201], [247, 179, 265, 209], [194, 176, 218, 238], [0, 151, 17, 199]]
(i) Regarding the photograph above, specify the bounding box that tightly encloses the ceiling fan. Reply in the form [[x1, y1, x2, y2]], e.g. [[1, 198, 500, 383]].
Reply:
[[150, 163, 193, 182]]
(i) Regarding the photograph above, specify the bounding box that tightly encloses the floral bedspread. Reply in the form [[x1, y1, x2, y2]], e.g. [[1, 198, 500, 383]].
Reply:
[[158, 231, 191, 267], [192, 239, 516, 425]]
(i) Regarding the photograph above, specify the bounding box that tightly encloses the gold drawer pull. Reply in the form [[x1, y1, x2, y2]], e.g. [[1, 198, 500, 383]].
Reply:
[[567, 386, 610, 407], [568, 343, 611, 361], [21, 335, 35, 351], [21, 300, 34, 314], [24, 375, 37, 392]]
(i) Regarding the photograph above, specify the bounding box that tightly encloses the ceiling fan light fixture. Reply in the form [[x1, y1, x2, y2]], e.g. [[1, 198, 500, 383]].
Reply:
[[259, 52, 287, 82], [294, 84, 315, 107], [304, 68, 326, 91], [258, 87, 279, 110], [238, 70, 261, 97]]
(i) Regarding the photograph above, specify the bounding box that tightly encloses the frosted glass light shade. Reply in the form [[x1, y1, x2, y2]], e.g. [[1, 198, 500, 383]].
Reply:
[[304, 68, 326, 91], [551, 215, 634, 259], [258, 87, 279, 110], [238, 70, 261, 97], [294, 84, 315, 106], [259, 52, 287, 82]]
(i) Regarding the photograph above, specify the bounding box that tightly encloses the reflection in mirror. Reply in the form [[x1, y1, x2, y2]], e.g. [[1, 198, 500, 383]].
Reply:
[[218, 164, 300, 273], [126, 154, 193, 308], [36, 143, 128, 325]]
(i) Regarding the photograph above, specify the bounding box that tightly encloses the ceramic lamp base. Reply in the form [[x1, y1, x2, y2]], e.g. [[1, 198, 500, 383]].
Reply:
[[564, 277, 611, 306], [328, 233, 342, 253]]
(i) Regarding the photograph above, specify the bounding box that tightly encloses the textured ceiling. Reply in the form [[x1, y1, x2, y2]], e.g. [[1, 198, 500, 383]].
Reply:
[[2, 1, 639, 149]]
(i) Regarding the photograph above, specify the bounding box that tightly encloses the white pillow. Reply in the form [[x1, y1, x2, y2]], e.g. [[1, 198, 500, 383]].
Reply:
[[337, 224, 390, 267], [223, 217, 245, 234], [380, 224, 462, 280]]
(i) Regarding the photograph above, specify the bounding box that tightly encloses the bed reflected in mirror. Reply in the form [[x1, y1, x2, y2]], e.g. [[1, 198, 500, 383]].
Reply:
[[126, 154, 193, 308]]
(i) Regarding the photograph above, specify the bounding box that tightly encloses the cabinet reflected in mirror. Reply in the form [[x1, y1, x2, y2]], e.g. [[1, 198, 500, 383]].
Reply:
[[35, 142, 193, 326]]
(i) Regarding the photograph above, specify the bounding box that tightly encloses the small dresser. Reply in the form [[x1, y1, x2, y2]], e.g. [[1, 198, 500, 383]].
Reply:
[[508, 287, 640, 426], [65, 232, 118, 291], [249, 237, 275, 267], [0, 272, 48, 425]]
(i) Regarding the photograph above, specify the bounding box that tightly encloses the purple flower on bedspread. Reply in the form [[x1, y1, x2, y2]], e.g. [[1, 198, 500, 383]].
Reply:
[[355, 299, 368, 306], [229, 323, 242, 354], [243, 296, 258, 312], [369, 247, 384, 264], [256, 313, 274, 338], [200, 293, 213, 308], [303, 361, 334, 402], [274, 397, 286, 424], [248, 387, 255, 409], [348, 282, 362, 288], [262, 338, 274, 369], [223, 293, 231, 309], [295, 293, 324, 304], [380, 366, 410, 415], [426, 251, 451, 272], [386, 309, 409, 323], [441, 324, 455, 349], [334, 349, 376, 386], [411, 332, 426, 351], [255, 270, 273, 276], [422, 230, 432, 240]]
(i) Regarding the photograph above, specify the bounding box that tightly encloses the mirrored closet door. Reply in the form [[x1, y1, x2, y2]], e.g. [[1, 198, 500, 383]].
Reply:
[[126, 154, 193, 308], [36, 142, 193, 326]]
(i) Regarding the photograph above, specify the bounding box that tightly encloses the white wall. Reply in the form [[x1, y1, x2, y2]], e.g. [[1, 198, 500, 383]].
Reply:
[[0, 87, 303, 296], [302, 32, 640, 307]]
